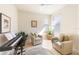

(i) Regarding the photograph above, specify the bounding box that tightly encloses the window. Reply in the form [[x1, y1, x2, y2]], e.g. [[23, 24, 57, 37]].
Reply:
[[51, 15, 61, 35]]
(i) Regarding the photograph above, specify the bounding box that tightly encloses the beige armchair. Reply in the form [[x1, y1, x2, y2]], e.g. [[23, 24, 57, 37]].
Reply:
[[31, 33, 42, 46], [52, 34, 73, 55]]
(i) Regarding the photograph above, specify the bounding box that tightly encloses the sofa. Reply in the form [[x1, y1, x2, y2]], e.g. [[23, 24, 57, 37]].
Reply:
[[52, 34, 73, 55]]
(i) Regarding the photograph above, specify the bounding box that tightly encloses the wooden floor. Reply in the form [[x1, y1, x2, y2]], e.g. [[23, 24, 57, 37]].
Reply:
[[24, 33, 79, 55], [24, 34, 61, 55]]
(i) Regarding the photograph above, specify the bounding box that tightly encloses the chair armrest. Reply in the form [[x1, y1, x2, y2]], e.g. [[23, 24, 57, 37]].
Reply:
[[53, 41, 62, 49], [61, 40, 73, 49], [38, 35, 42, 38], [54, 40, 72, 49], [55, 41, 62, 46]]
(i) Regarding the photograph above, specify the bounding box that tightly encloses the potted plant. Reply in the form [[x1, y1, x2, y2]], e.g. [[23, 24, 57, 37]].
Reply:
[[16, 31, 28, 39], [47, 26, 54, 40]]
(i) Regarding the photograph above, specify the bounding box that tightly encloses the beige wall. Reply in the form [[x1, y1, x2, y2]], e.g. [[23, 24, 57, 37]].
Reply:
[[17, 4, 79, 53], [0, 4, 18, 33], [18, 10, 49, 43], [76, 5, 79, 54], [18, 10, 49, 34], [52, 5, 78, 34], [0, 4, 78, 53], [51, 5, 79, 53]]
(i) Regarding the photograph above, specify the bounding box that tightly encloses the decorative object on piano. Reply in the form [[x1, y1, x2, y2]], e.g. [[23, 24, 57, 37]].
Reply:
[[0, 13, 11, 33], [31, 20, 37, 28], [16, 31, 28, 42], [16, 32, 28, 37]]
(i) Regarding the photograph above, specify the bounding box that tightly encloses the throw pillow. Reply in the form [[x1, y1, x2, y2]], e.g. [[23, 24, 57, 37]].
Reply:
[[63, 35, 69, 41], [59, 34, 65, 42]]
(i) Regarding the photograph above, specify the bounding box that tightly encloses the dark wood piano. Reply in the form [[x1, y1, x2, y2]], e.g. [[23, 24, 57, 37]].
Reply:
[[0, 34, 27, 55]]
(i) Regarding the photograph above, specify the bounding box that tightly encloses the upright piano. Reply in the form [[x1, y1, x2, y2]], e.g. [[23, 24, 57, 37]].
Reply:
[[0, 34, 24, 55]]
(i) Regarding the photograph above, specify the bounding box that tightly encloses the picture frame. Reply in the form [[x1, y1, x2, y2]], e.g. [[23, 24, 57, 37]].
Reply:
[[31, 20, 37, 28], [0, 13, 11, 33]]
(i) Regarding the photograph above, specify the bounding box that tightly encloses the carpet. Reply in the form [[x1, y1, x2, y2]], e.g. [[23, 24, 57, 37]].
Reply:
[[25, 45, 53, 55], [0, 45, 53, 55]]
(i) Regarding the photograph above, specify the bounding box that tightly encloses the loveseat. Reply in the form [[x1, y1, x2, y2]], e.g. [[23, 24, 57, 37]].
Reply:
[[52, 34, 73, 55]]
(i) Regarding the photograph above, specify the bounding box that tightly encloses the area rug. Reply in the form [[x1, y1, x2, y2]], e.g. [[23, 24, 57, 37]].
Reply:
[[25, 45, 53, 55]]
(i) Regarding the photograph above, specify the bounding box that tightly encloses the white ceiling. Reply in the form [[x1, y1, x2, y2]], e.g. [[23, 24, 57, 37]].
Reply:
[[16, 4, 66, 15]]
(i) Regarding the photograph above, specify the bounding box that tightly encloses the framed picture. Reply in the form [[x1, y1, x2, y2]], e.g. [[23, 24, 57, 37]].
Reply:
[[31, 20, 37, 28], [0, 13, 11, 33]]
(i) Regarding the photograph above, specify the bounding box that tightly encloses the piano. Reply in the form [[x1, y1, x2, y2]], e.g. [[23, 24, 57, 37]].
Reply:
[[0, 34, 24, 54]]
